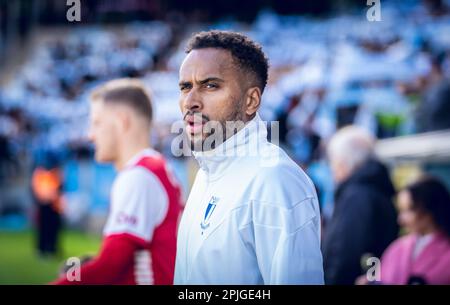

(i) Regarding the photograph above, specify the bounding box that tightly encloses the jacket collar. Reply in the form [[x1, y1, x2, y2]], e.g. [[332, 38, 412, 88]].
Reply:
[[192, 113, 268, 181]]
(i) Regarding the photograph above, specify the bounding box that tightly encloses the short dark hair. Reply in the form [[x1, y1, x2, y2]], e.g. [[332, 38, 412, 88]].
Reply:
[[91, 78, 152, 123], [405, 175, 450, 238], [186, 30, 269, 93]]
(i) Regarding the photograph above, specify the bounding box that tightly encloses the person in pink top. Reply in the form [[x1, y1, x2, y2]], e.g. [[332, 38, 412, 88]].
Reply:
[[357, 175, 450, 285]]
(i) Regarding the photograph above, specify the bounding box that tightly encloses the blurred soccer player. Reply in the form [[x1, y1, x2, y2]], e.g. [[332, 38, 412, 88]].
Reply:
[[53, 78, 182, 285]]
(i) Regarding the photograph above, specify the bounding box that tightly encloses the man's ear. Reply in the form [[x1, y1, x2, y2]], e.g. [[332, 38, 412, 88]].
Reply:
[[115, 107, 131, 132], [245, 87, 261, 117]]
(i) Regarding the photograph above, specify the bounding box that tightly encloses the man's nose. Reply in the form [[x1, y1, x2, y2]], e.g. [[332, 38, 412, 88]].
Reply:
[[183, 89, 202, 112]]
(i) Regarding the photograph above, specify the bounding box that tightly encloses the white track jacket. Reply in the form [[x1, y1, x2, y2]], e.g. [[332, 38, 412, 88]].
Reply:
[[174, 113, 324, 284]]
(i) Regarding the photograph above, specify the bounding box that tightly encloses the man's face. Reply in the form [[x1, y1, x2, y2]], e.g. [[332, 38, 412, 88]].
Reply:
[[178, 48, 247, 151], [88, 100, 120, 163], [329, 157, 350, 185]]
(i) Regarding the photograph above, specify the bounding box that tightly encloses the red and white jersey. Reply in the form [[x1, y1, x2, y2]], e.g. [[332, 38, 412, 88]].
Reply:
[[104, 149, 169, 241], [53, 148, 182, 285], [104, 148, 182, 284]]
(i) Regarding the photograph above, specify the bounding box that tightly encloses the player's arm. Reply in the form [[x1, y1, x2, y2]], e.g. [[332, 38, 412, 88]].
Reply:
[[251, 198, 324, 284], [52, 233, 143, 285]]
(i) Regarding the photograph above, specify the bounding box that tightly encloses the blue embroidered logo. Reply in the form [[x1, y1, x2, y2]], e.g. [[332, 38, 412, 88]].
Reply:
[[200, 196, 219, 231]]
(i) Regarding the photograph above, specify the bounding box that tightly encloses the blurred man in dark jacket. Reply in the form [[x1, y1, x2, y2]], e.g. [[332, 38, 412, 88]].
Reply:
[[322, 126, 398, 285]]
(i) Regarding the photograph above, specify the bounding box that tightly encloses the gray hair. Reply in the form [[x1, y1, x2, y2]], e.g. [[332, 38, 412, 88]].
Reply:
[[327, 126, 375, 173]]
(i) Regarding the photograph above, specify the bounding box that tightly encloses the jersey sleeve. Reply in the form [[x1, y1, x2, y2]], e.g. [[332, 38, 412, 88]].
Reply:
[[51, 234, 139, 285], [103, 166, 169, 244], [252, 197, 324, 284]]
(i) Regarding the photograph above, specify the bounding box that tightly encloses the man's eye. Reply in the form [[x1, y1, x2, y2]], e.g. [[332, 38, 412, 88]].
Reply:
[[180, 84, 191, 91], [205, 83, 218, 89]]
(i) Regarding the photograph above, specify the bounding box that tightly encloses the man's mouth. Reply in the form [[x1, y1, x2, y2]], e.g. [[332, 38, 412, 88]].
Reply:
[[185, 114, 208, 135]]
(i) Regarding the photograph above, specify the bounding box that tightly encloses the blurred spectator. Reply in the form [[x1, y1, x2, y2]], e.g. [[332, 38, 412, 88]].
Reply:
[[0, 107, 27, 182], [31, 151, 64, 257], [423, 0, 450, 16], [322, 126, 398, 285], [357, 175, 450, 285], [415, 53, 450, 132], [0, 135, 15, 182]]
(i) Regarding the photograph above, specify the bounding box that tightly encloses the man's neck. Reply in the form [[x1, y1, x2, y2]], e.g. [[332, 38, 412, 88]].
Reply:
[[115, 141, 150, 171]]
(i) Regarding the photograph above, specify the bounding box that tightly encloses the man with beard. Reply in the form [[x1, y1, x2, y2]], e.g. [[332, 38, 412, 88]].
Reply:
[[174, 30, 324, 284]]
